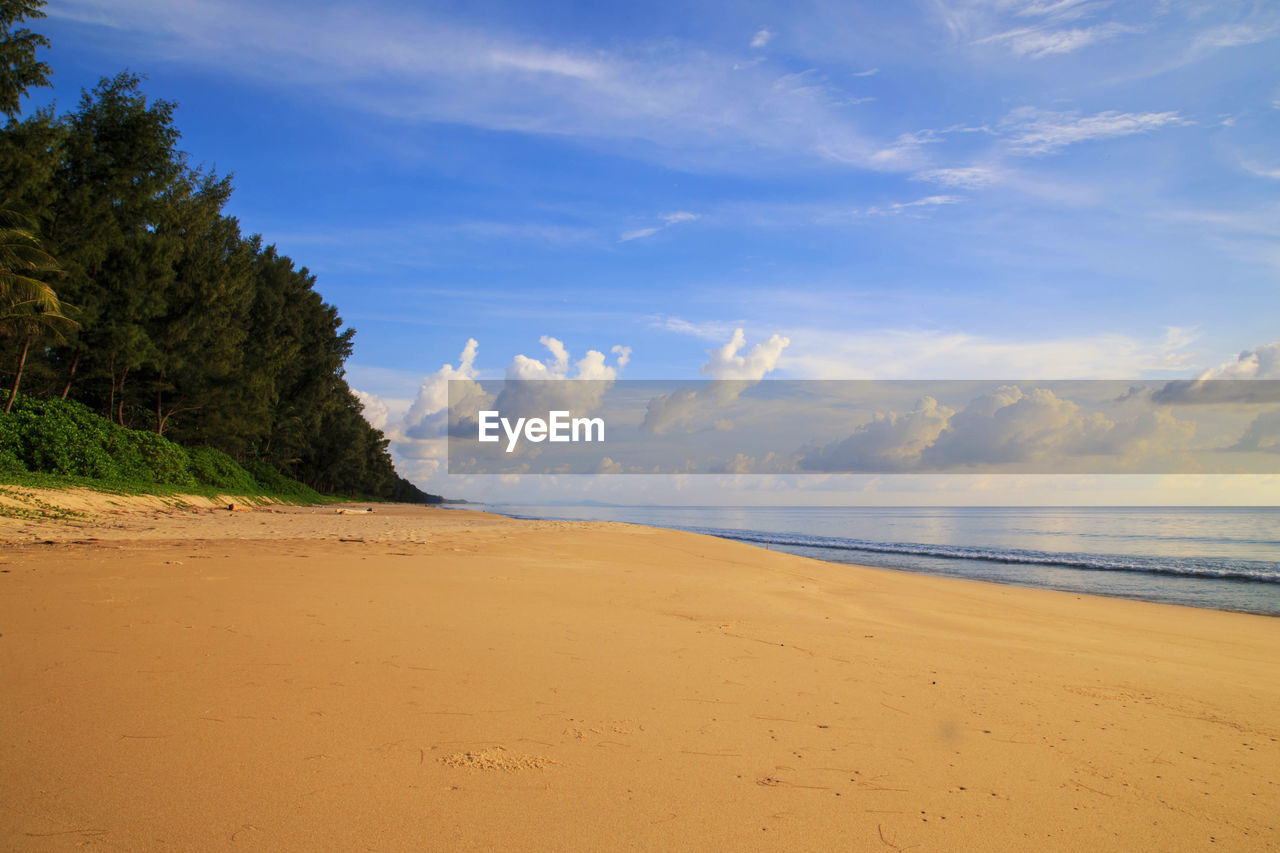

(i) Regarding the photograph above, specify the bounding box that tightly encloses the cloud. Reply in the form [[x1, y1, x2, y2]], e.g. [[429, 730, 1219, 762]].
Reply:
[[1240, 160, 1280, 180], [353, 389, 390, 431], [1150, 342, 1280, 405], [922, 386, 1192, 467], [619, 211, 700, 242], [1230, 408, 1280, 453], [405, 338, 481, 432], [618, 227, 659, 242], [1192, 20, 1280, 52], [485, 337, 633, 445], [781, 326, 1198, 379], [701, 328, 791, 380], [642, 328, 790, 434], [505, 335, 628, 381], [887, 194, 961, 212], [799, 385, 1196, 472], [799, 396, 954, 471], [750, 28, 773, 48], [649, 315, 739, 340], [1197, 341, 1280, 380], [912, 166, 1001, 188], [999, 107, 1189, 156], [595, 456, 625, 474], [350, 339, 488, 480], [936, 0, 1139, 58], [811, 194, 963, 222], [53, 0, 898, 173], [985, 22, 1137, 58], [355, 334, 631, 474]]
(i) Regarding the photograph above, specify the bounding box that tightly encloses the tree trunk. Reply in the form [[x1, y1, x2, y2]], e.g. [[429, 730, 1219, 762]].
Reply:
[[60, 347, 81, 399], [155, 375, 164, 435], [116, 368, 129, 426], [5, 336, 33, 414]]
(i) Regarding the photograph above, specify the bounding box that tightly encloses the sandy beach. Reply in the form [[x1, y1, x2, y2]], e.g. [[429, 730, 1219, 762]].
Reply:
[[1, 498, 1277, 850]]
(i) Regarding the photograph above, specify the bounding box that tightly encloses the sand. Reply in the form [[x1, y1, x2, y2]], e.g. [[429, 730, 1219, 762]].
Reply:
[[1, 499, 1277, 850]]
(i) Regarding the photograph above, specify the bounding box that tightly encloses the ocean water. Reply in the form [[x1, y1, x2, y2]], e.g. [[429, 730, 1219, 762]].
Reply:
[[486, 505, 1280, 616]]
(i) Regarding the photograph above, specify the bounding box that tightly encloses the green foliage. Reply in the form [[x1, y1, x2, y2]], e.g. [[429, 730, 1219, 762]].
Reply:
[[2, 394, 171, 481], [0, 406, 22, 472], [240, 460, 322, 502], [0, 0, 51, 119], [187, 446, 259, 492], [0, 394, 320, 498], [127, 429, 195, 486]]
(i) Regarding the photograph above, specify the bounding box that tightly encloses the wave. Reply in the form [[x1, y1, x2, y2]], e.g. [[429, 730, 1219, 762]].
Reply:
[[690, 527, 1280, 585]]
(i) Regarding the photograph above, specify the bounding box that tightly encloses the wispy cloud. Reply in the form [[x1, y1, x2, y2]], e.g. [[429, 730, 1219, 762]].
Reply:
[[886, 195, 961, 212], [975, 22, 1136, 58], [619, 211, 700, 242], [936, 0, 1140, 58], [1240, 159, 1280, 180], [1191, 20, 1280, 52], [780, 326, 1199, 379], [813, 194, 963, 222], [52, 0, 896, 173], [618, 227, 660, 242], [750, 28, 773, 48], [912, 165, 1001, 188], [999, 107, 1188, 155], [649, 315, 741, 340]]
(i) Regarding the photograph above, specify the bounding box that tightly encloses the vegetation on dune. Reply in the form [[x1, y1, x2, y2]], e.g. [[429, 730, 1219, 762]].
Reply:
[[0, 393, 322, 499], [0, 0, 441, 504]]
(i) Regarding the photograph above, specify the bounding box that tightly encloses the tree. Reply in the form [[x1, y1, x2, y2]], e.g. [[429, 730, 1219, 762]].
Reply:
[[145, 169, 254, 436], [0, 0, 51, 120], [46, 72, 181, 419], [0, 207, 71, 412]]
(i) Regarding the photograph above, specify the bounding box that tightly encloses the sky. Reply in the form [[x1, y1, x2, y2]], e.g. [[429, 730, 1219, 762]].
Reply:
[[25, 0, 1280, 504]]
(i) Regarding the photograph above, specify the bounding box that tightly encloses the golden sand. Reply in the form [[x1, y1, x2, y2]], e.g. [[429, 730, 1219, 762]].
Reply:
[[1, 500, 1277, 850]]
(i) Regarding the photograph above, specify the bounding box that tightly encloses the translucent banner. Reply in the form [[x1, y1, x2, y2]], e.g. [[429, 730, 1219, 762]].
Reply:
[[446, 379, 1280, 475]]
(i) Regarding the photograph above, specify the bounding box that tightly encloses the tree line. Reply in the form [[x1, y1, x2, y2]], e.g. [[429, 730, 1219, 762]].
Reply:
[[0, 0, 433, 500]]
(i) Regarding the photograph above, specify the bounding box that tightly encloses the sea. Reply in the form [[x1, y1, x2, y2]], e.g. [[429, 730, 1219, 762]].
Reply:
[[482, 505, 1280, 616]]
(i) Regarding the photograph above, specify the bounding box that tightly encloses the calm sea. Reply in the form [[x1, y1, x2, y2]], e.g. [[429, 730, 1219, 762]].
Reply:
[[484, 505, 1280, 616]]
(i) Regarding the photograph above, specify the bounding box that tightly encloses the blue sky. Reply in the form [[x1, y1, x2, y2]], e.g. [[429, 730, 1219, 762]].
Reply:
[[26, 0, 1280, 502]]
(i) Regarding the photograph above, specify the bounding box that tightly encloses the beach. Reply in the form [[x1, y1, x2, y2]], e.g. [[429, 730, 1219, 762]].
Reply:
[[1, 499, 1278, 850]]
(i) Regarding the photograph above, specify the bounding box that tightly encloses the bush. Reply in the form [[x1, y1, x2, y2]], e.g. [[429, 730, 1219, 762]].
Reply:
[[8, 397, 118, 477], [242, 460, 322, 501], [2, 396, 193, 486], [0, 413, 26, 474], [188, 446, 259, 492], [128, 431, 196, 486], [0, 395, 326, 501]]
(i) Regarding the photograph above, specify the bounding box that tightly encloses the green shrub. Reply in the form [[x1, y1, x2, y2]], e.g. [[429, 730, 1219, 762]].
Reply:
[[242, 460, 322, 501], [128, 431, 196, 486], [0, 395, 325, 502], [8, 397, 116, 477], [0, 413, 26, 474], [188, 446, 259, 492], [2, 396, 197, 485]]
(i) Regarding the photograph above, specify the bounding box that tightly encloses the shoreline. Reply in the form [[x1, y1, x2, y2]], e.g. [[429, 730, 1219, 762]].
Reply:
[[2, 502, 1278, 849], [477, 503, 1280, 618]]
